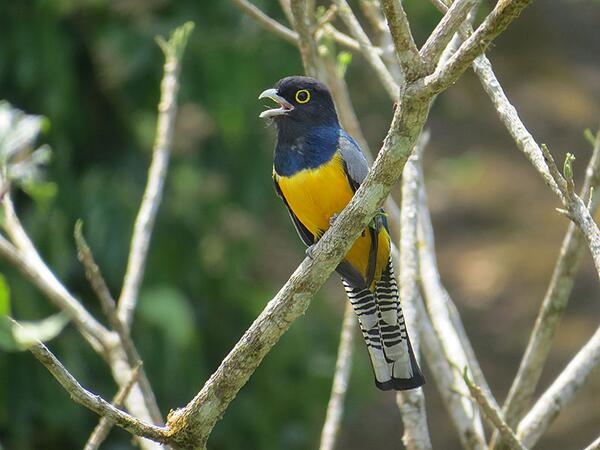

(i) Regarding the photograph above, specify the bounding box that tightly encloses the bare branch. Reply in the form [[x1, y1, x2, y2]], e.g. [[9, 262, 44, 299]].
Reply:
[[463, 371, 527, 450], [232, 0, 298, 44], [74, 222, 164, 425], [290, 0, 320, 77], [420, 0, 479, 67], [24, 328, 169, 444], [499, 134, 600, 431], [318, 302, 355, 450], [396, 136, 432, 450], [83, 363, 142, 450], [334, 0, 399, 98], [516, 325, 600, 448], [118, 22, 194, 327], [420, 0, 535, 96], [417, 169, 486, 449], [0, 197, 110, 353], [379, 0, 425, 81], [583, 435, 600, 450], [470, 54, 561, 197]]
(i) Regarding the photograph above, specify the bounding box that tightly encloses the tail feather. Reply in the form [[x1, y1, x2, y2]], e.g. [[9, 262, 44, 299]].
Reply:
[[343, 259, 425, 391]]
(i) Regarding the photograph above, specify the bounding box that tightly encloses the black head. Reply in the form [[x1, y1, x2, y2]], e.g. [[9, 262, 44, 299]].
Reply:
[[259, 76, 339, 129]]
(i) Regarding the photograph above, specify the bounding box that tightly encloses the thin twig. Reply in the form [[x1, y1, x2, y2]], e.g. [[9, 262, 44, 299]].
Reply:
[[118, 23, 193, 328], [318, 302, 355, 450], [516, 325, 600, 448], [334, 0, 399, 99], [463, 371, 527, 450], [83, 363, 143, 450], [359, 0, 403, 81], [395, 135, 432, 450], [75, 222, 164, 425], [24, 327, 169, 443], [232, 0, 299, 44]]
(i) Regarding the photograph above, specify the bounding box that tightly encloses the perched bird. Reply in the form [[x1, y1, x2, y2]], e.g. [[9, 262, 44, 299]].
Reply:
[[259, 76, 424, 391]]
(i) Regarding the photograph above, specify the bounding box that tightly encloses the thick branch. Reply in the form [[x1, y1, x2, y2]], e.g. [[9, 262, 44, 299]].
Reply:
[[379, 0, 425, 81], [516, 325, 600, 448], [118, 23, 193, 327]]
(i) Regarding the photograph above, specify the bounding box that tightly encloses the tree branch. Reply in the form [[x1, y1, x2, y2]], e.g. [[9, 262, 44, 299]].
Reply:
[[83, 363, 142, 450], [118, 22, 194, 327], [379, 0, 425, 82], [318, 302, 355, 450], [420, 0, 479, 68], [463, 371, 527, 450], [583, 435, 600, 450], [232, 0, 299, 44], [499, 133, 600, 432], [516, 325, 600, 448], [417, 151, 487, 450], [420, 0, 535, 96], [335, 0, 399, 98], [24, 328, 170, 444], [395, 135, 432, 450], [0, 197, 110, 353], [75, 222, 164, 425]]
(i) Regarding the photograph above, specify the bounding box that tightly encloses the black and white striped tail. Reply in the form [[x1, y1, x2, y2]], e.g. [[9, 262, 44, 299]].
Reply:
[[343, 259, 425, 391]]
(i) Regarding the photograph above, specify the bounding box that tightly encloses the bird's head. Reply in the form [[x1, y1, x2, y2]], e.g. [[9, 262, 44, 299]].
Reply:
[[258, 76, 339, 128]]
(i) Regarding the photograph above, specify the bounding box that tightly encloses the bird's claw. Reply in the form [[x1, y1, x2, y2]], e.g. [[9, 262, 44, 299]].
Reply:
[[329, 213, 339, 226], [305, 245, 316, 260]]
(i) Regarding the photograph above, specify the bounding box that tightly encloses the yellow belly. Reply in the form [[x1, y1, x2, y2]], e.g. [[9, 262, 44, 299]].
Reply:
[[275, 153, 390, 286]]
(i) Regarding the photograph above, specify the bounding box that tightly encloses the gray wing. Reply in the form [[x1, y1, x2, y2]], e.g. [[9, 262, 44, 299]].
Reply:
[[338, 131, 369, 192]]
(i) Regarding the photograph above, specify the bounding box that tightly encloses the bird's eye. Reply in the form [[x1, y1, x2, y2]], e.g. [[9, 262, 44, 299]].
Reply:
[[295, 89, 310, 104]]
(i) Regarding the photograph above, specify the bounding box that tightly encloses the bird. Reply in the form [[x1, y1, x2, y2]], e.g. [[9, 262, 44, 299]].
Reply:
[[258, 75, 424, 391]]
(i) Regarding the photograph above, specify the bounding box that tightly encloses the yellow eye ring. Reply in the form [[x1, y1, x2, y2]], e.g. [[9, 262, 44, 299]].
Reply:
[[295, 89, 310, 104]]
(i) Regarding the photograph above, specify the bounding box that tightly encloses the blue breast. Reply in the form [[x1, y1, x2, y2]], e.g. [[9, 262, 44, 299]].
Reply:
[[274, 126, 340, 177]]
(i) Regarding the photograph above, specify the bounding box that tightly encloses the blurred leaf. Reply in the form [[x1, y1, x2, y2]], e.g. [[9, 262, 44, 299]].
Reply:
[[0, 273, 10, 316], [0, 313, 69, 352], [0, 101, 52, 191], [138, 285, 195, 347], [336, 51, 353, 79], [22, 180, 58, 205]]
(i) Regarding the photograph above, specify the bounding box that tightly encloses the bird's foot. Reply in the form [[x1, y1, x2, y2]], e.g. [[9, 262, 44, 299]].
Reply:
[[305, 245, 316, 260], [329, 213, 339, 226]]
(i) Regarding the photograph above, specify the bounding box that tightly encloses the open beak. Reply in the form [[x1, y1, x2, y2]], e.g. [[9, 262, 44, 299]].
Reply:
[[258, 88, 294, 118]]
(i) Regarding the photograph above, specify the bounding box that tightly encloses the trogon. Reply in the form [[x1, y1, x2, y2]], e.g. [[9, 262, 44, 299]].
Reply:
[[259, 76, 424, 391]]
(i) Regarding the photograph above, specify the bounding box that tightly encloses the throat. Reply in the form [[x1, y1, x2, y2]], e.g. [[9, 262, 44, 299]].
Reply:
[[274, 126, 340, 177]]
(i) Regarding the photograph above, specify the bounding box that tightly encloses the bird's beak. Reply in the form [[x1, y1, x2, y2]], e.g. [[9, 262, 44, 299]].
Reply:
[[258, 88, 294, 118]]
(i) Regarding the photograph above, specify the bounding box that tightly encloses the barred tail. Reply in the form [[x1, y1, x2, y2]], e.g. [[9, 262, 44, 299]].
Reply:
[[343, 259, 425, 391]]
